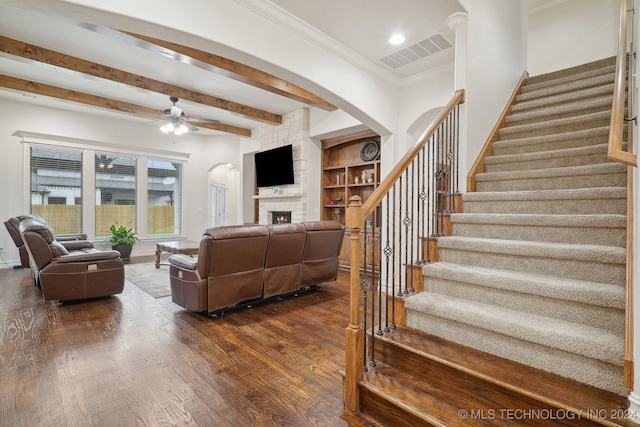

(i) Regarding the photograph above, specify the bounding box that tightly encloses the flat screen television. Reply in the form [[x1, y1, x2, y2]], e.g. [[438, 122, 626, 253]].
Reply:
[[254, 144, 295, 188]]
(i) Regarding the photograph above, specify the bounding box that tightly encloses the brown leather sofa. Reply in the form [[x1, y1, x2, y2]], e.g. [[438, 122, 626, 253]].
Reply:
[[19, 218, 125, 301], [169, 221, 344, 315], [4, 214, 90, 268]]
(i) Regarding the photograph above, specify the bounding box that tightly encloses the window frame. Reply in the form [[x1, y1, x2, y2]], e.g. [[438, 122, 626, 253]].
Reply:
[[19, 133, 189, 242]]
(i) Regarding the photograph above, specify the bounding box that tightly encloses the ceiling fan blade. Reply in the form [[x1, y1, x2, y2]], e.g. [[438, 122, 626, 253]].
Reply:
[[184, 122, 199, 132]]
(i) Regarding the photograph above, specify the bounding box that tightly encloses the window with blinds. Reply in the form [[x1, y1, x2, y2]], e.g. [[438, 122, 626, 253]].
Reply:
[[147, 159, 182, 236], [95, 152, 137, 237], [30, 145, 83, 234]]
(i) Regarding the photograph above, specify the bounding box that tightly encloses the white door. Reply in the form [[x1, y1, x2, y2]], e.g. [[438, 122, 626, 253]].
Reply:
[[210, 185, 227, 227]]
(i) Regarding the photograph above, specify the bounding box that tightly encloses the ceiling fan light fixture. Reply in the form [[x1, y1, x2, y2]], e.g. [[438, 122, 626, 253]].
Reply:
[[160, 122, 175, 133], [174, 124, 189, 135], [159, 97, 194, 136]]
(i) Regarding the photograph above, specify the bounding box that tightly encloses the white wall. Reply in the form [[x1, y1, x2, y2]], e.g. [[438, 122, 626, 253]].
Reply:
[[399, 64, 456, 152], [528, 0, 619, 76], [0, 97, 241, 265], [457, 0, 528, 188]]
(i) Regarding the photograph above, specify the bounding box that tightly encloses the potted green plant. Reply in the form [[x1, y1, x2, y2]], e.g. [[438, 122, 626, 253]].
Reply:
[[105, 224, 139, 261]]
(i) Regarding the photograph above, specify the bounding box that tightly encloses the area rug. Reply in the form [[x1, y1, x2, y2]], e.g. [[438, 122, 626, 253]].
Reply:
[[124, 262, 172, 298]]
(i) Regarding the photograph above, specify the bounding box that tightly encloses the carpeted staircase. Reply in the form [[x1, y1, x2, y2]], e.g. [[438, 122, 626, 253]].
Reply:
[[405, 56, 628, 395]]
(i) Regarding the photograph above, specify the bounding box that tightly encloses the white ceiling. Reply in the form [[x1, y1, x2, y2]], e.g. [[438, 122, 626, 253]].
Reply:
[[0, 1, 560, 137], [269, 0, 463, 78]]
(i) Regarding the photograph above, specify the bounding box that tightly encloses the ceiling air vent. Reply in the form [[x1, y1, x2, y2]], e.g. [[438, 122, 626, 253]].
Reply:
[[380, 33, 453, 69]]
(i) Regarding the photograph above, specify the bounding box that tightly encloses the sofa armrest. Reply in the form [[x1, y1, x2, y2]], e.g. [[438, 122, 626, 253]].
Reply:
[[52, 250, 122, 263], [169, 254, 198, 270], [59, 240, 94, 251], [56, 233, 89, 241]]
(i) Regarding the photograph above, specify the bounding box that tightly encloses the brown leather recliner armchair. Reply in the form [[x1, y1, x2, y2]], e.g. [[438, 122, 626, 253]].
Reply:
[[4, 214, 90, 268], [19, 218, 124, 301]]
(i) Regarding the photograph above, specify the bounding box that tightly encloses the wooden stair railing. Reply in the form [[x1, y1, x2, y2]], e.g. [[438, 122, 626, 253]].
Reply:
[[609, 0, 637, 168], [343, 89, 465, 412], [609, 0, 637, 390]]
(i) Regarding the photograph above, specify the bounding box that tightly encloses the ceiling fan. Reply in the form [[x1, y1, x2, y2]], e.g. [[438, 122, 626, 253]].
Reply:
[[159, 96, 198, 135]]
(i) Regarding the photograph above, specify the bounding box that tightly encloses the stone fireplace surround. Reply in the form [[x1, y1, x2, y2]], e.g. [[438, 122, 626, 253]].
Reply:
[[256, 109, 310, 225]]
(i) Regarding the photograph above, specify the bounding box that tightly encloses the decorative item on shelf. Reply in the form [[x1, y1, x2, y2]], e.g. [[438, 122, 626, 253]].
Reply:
[[329, 197, 344, 205], [104, 224, 139, 261], [367, 177, 373, 183], [360, 139, 380, 162], [334, 207, 343, 224], [354, 176, 360, 184], [361, 170, 367, 183]]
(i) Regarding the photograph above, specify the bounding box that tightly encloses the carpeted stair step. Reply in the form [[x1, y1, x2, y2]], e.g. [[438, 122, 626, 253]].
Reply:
[[436, 236, 626, 285], [462, 187, 627, 215], [513, 83, 614, 113], [499, 111, 611, 140], [492, 126, 610, 156], [485, 143, 613, 173], [449, 213, 626, 247], [421, 262, 625, 332], [404, 292, 625, 394], [520, 72, 615, 102], [506, 95, 612, 127], [475, 162, 626, 192], [524, 57, 615, 87]]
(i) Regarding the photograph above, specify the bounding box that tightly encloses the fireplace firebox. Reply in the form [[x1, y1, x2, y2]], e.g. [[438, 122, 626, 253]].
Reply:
[[271, 211, 292, 224]]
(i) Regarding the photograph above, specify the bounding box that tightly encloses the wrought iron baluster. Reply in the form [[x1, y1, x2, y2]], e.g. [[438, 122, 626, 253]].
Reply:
[[403, 169, 410, 295], [448, 114, 454, 212], [374, 210, 383, 337], [454, 106, 460, 196], [397, 176, 404, 297], [361, 277, 369, 372], [368, 213, 377, 366], [390, 185, 397, 329], [421, 144, 430, 263], [408, 160, 415, 292], [383, 193, 392, 332]]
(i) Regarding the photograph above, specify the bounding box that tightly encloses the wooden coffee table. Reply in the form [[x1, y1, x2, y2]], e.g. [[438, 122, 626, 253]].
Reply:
[[155, 241, 200, 268]]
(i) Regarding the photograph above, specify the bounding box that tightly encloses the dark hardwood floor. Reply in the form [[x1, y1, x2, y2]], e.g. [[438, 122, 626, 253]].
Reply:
[[0, 258, 369, 426]]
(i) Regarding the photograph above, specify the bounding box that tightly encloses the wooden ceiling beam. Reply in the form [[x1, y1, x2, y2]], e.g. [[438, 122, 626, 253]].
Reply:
[[0, 74, 252, 137], [121, 31, 338, 112], [0, 36, 281, 125]]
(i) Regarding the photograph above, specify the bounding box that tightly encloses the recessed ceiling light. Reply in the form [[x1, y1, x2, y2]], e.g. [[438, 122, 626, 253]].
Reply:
[[389, 33, 405, 45]]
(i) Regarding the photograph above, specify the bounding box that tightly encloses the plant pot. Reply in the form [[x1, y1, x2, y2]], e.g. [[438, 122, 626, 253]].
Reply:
[[112, 244, 133, 261]]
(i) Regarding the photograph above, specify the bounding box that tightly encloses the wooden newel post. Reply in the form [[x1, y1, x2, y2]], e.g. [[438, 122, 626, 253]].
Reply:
[[344, 195, 364, 412]]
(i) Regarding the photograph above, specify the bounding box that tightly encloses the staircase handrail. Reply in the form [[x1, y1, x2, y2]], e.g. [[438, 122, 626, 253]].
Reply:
[[609, 0, 637, 167], [609, 0, 637, 391], [343, 89, 464, 412]]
